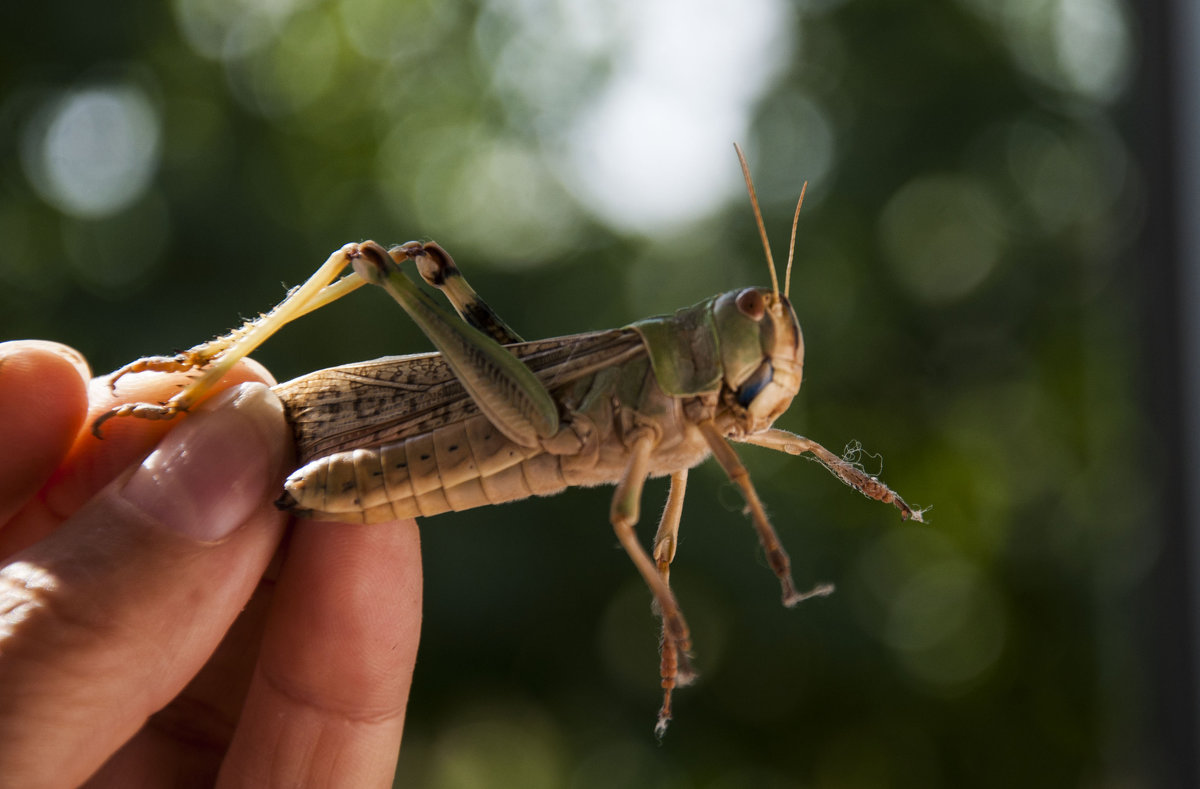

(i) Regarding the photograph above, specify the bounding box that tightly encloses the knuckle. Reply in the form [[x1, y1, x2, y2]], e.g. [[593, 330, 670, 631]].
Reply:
[[0, 557, 128, 664]]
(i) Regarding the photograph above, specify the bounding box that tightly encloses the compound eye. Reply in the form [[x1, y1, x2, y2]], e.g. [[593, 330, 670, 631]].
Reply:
[[735, 360, 774, 408], [736, 288, 766, 321]]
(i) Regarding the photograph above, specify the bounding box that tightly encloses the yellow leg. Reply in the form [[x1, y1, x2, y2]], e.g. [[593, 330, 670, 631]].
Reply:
[[93, 243, 371, 436]]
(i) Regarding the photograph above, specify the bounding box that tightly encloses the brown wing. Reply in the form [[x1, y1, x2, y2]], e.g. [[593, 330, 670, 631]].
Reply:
[[272, 329, 646, 463]]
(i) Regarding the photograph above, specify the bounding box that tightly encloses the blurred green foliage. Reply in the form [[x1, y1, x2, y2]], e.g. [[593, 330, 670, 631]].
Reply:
[[0, 0, 1160, 786]]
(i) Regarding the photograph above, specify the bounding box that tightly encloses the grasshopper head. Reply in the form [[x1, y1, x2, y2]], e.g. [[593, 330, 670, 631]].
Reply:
[[720, 144, 810, 436], [713, 286, 804, 435]]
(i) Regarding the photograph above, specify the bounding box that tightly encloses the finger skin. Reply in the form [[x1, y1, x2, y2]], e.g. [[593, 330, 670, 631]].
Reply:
[[84, 571, 282, 788], [0, 346, 424, 786], [0, 357, 276, 557], [0, 384, 292, 787], [219, 519, 422, 788], [0, 341, 91, 525], [60, 355, 279, 516]]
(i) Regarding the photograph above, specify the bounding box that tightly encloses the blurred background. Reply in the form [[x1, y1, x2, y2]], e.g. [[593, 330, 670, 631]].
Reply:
[[0, 0, 1191, 786]]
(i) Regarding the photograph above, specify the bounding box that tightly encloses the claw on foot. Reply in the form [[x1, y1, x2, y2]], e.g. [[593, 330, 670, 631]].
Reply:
[[654, 702, 672, 740], [91, 402, 180, 438], [106, 353, 207, 393], [782, 581, 835, 608]]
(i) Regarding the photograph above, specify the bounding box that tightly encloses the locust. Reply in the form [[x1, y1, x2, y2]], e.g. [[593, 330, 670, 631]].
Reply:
[[93, 146, 923, 735]]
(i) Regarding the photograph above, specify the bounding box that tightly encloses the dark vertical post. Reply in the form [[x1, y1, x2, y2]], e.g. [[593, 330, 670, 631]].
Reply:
[[1135, 1, 1199, 785]]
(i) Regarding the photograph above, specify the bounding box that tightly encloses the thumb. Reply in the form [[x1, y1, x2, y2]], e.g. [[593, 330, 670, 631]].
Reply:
[[0, 382, 292, 786]]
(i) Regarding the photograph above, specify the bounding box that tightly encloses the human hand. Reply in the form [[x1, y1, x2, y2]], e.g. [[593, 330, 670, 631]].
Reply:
[[0, 340, 422, 787]]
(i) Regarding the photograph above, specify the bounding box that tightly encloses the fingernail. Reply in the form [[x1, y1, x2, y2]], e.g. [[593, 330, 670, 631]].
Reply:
[[121, 383, 290, 542]]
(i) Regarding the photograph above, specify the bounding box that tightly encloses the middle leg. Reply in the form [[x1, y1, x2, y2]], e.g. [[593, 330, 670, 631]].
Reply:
[[610, 432, 696, 736], [650, 469, 688, 735]]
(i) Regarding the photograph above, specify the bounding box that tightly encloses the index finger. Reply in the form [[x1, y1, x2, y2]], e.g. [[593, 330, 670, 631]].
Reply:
[[0, 341, 91, 528]]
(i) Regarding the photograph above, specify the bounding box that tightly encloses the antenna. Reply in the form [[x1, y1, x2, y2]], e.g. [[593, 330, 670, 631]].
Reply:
[[784, 182, 807, 299], [733, 143, 780, 300]]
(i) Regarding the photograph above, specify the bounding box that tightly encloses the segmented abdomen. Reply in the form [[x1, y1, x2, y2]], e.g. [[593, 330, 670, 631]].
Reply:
[[277, 350, 718, 523], [280, 413, 594, 523]]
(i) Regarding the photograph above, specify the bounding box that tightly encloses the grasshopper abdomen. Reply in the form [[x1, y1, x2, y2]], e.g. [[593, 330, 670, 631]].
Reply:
[[273, 334, 717, 523]]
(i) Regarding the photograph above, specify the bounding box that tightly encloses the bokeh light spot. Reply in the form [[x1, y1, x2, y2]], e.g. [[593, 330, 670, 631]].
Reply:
[[956, 0, 1131, 102], [856, 529, 1008, 693], [378, 126, 582, 270], [885, 559, 1007, 690], [754, 91, 837, 201], [22, 84, 161, 220], [1004, 119, 1124, 233], [478, 0, 794, 235], [338, 0, 459, 61], [225, 6, 343, 118], [429, 703, 565, 789], [879, 174, 1006, 304], [1054, 0, 1131, 102], [173, 0, 306, 60]]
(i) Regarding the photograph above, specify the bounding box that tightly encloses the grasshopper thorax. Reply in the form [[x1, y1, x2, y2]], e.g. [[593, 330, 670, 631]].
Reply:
[[627, 285, 803, 436], [711, 286, 804, 436]]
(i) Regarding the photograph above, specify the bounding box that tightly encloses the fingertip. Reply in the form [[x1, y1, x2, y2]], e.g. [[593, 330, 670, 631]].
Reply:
[[0, 341, 92, 423], [0, 342, 92, 525], [0, 340, 92, 383]]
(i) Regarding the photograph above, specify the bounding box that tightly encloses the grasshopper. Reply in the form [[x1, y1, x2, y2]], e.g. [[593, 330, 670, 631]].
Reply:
[[93, 146, 923, 735]]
